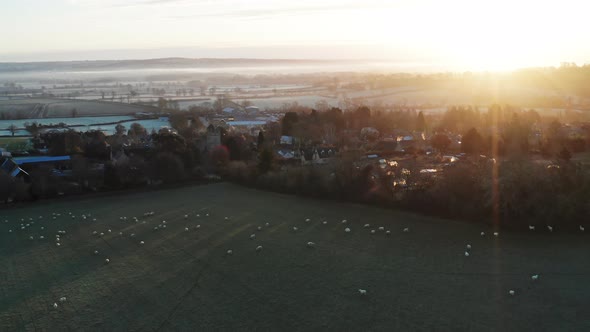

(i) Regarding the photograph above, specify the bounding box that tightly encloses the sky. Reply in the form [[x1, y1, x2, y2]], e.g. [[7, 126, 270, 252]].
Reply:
[[1, 0, 589, 70]]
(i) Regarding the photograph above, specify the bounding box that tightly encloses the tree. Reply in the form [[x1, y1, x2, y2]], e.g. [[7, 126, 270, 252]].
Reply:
[[258, 147, 273, 174], [281, 112, 299, 136], [7, 124, 17, 137], [115, 124, 126, 136], [431, 133, 452, 153], [416, 111, 426, 132], [257, 131, 265, 147], [129, 123, 147, 137], [558, 147, 572, 162], [461, 128, 485, 154], [157, 97, 167, 111]]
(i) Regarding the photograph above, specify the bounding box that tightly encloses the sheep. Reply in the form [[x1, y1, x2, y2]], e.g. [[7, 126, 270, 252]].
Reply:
[[184, 215, 189, 219], [358, 289, 367, 295], [345, 227, 351, 233], [364, 224, 370, 228], [8, 230, 12, 233], [140, 241, 145, 245], [531, 274, 539, 281], [53, 303, 58, 309], [119, 232, 124, 236], [305, 218, 311, 222], [154, 226, 159, 231], [108, 229, 112, 233], [56, 243, 61, 246], [493, 232, 499, 237], [464, 251, 470, 257], [250, 234, 256, 239], [105, 258, 110, 264], [580, 225, 585, 232], [255, 245, 263, 252], [196, 225, 201, 229], [293, 227, 298, 232], [130, 233, 135, 237], [99, 232, 104, 237], [322, 221, 328, 225], [257, 226, 262, 231], [386, 230, 391, 235], [307, 242, 315, 247], [41, 227, 44, 230], [341, 220, 347, 224], [29, 236, 34, 240], [59, 297, 66, 303], [205, 213, 209, 217], [378, 227, 384, 231], [162, 225, 167, 229], [94, 250, 99, 255], [40, 236, 45, 240], [466, 244, 472, 250], [528, 225, 535, 231], [227, 250, 233, 255], [370, 230, 376, 234], [162, 220, 167, 224], [480, 232, 485, 236], [196, 214, 201, 217], [403, 228, 409, 233], [224, 217, 229, 220], [185, 227, 189, 231], [547, 225, 553, 232], [265, 222, 270, 227], [508, 290, 515, 296]]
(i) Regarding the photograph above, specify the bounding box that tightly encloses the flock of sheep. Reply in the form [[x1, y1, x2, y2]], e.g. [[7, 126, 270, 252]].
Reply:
[[2, 207, 586, 311]]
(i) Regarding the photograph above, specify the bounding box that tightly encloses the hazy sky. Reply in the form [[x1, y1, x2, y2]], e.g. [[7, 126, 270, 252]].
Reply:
[[1, 0, 588, 69]]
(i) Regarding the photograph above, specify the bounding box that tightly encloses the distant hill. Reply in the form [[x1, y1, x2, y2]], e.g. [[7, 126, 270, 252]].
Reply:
[[0, 58, 345, 73]]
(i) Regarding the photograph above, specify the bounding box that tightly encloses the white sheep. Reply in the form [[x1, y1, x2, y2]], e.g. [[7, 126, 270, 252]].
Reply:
[[130, 233, 135, 237], [265, 222, 270, 227], [464, 251, 470, 257], [341, 220, 347, 224], [529, 225, 535, 231], [547, 225, 553, 232], [53, 303, 58, 309], [162, 220, 167, 224], [385, 230, 391, 235], [322, 221, 328, 225], [40, 236, 45, 240], [466, 244, 472, 250], [227, 250, 233, 255], [56, 243, 61, 246], [196, 225, 201, 229], [305, 218, 311, 222], [59, 296, 66, 302], [99, 232, 104, 237], [250, 234, 256, 239], [108, 229, 112, 233], [205, 213, 209, 217], [185, 227, 189, 231], [580, 225, 585, 232], [140, 241, 145, 245], [307, 241, 315, 247], [94, 250, 99, 255], [403, 228, 409, 233], [363, 224, 370, 228], [480, 231, 485, 236], [345, 228, 351, 233], [184, 215, 189, 219], [508, 290, 515, 296], [29, 236, 34, 240], [493, 232, 499, 237], [293, 227, 298, 232], [531, 274, 539, 281], [224, 216, 229, 220], [358, 289, 367, 295], [255, 245, 263, 252], [162, 225, 167, 229], [257, 226, 262, 231], [105, 258, 110, 264], [370, 230, 376, 234], [378, 227, 384, 231]]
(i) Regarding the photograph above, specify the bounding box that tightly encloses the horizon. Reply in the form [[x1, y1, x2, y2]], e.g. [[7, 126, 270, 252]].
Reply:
[[2, 0, 589, 70]]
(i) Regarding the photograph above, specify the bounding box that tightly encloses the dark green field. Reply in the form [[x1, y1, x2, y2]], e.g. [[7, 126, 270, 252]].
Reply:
[[1, 183, 589, 331]]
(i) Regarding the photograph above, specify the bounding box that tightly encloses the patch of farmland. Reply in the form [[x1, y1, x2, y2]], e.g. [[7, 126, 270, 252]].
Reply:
[[0, 183, 589, 331]]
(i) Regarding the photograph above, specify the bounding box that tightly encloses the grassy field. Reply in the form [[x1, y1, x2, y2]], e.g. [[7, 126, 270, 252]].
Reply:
[[0, 183, 589, 331], [0, 98, 156, 118]]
